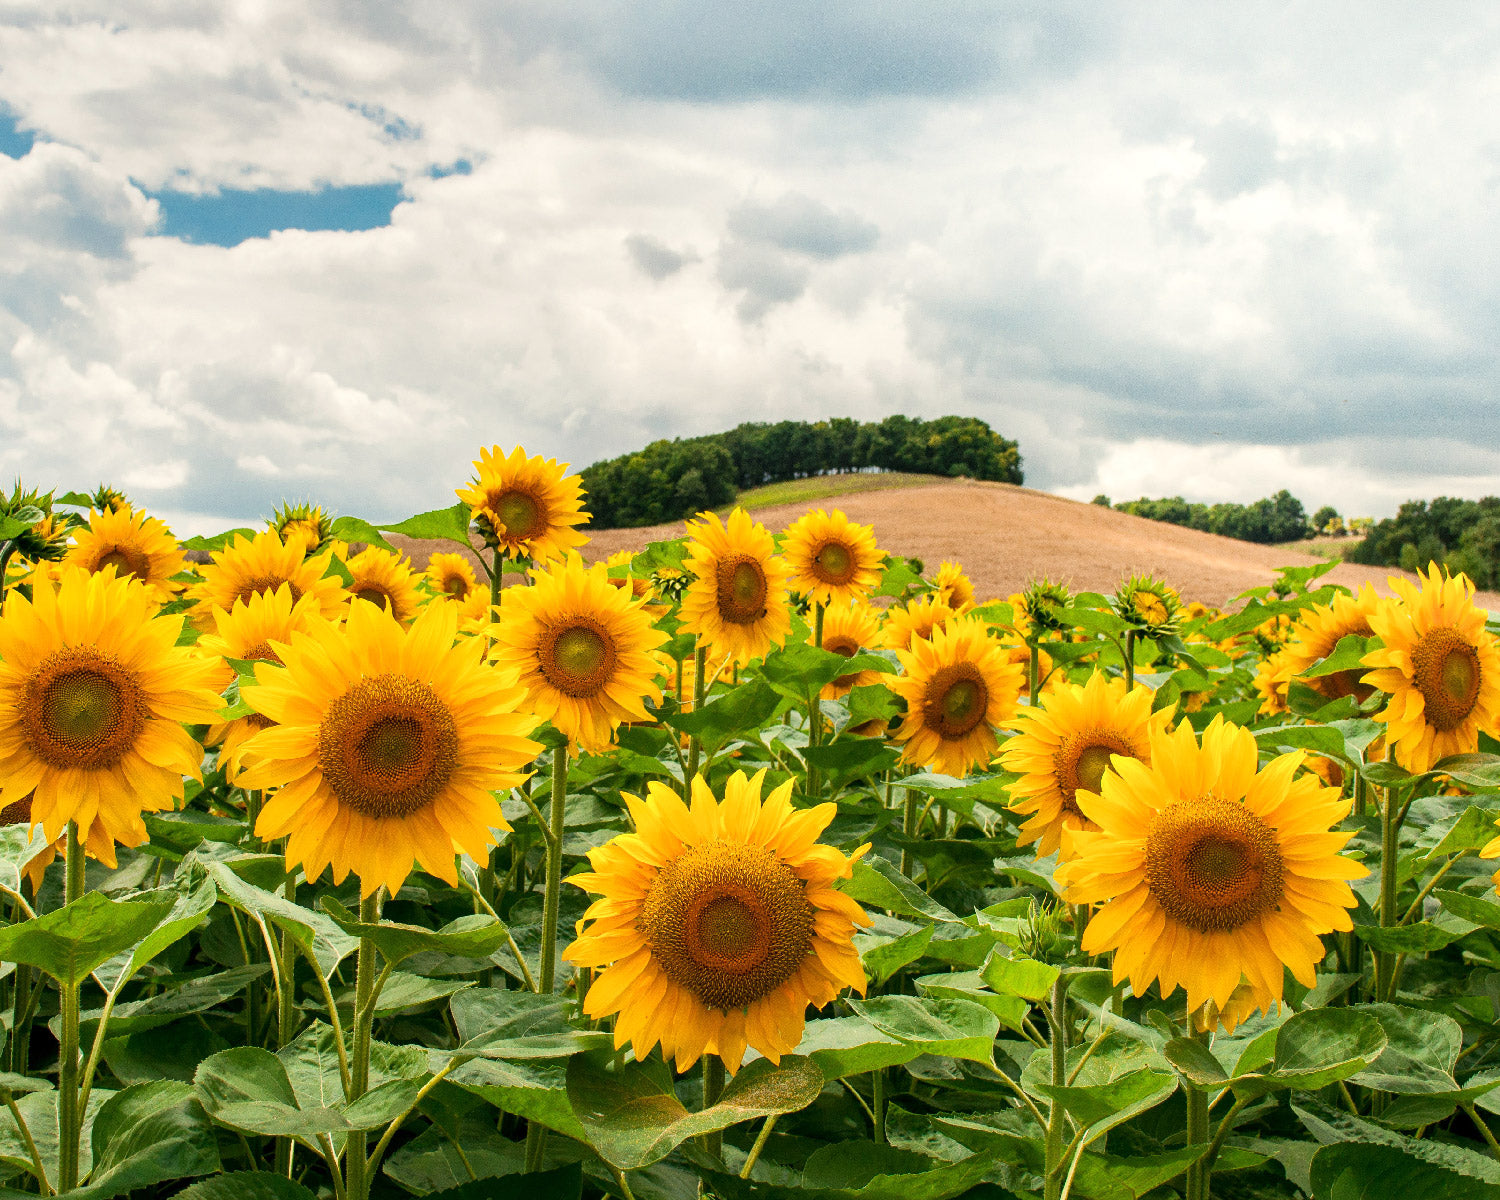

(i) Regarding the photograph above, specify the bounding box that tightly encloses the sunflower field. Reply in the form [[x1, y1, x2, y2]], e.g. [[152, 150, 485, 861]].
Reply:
[[2, 456, 1500, 1200]]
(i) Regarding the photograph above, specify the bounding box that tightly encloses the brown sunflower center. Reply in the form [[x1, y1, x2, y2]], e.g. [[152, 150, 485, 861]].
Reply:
[[922, 663, 989, 740], [317, 674, 459, 819], [811, 541, 855, 586], [716, 555, 768, 625], [1054, 730, 1136, 812], [443, 574, 469, 597], [823, 634, 863, 689], [0, 794, 32, 826], [235, 575, 302, 606], [96, 544, 151, 582], [540, 620, 617, 697], [489, 489, 545, 541], [22, 648, 148, 770], [1145, 798, 1284, 933], [1410, 626, 1482, 732], [639, 840, 814, 1011], [352, 583, 395, 610]]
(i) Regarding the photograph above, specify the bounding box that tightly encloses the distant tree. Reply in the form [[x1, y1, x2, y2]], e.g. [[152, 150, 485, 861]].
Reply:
[[1311, 505, 1339, 533], [1092, 494, 1111, 507]]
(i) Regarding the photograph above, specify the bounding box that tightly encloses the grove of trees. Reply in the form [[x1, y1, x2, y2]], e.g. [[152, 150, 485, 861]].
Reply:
[[1348, 496, 1500, 587], [1097, 489, 1313, 544], [580, 415, 1023, 528]]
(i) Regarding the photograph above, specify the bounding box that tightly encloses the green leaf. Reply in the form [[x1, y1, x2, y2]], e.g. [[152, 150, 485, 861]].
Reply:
[[93, 877, 217, 993], [1353, 918, 1467, 952], [804, 737, 902, 788], [446, 989, 610, 1060], [377, 502, 473, 546], [857, 923, 935, 986], [1029, 1068, 1177, 1144], [841, 856, 961, 923], [421, 1165, 584, 1200], [178, 528, 256, 554], [1253, 723, 1348, 759], [0, 1074, 50, 1097], [1414, 808, 1500, 870], [566, 1052, 824, 1170], [916, 970, 1029, 1033], [278, 1022, 427, 1123], [665, 679, 782, 755], [372, 972, 474, 1016], [1300, 633, 1375, 680], [844, 995, 999, 1064], [980, 952, 1060, 1002], [703, 1152, 1000, 1200], [0, 824, 54, 898], [759, 643, 893, 702], [204, 859, 356, 977], [793, 1016, 929, 1080], [328, 515, 395, 552], [1228, 1008, 1387, 1099], [0, 1088, 110, 1190], [1164, 1037, 1231, 1087], [170, 1172, 320, 1200], [0, 892, 175, 986], [319, 898, 511, 966], [1309, 1143, 1500, 1200], [448, 1057, 585, 1141], [1432, 752, 1500, 791], [1437, 888, 1500, 930], [70, 1080, 219, 1200], [194, 1047, 349, 1143]]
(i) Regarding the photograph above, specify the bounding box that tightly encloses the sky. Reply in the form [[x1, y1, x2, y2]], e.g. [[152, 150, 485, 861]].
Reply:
[[2, 2, 1499, 534]]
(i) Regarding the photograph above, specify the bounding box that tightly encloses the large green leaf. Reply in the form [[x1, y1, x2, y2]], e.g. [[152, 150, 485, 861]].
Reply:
[[916, 970, 1029, 1033], [1296, 1096, 1500, 1186], [1309, 1143, 1500, 1200], [448, 1057, 585, 1141], [980, 952, 1060, 1002], [804, 737, 902, 788], [845, 995, 999, 1064], [70, 1080, 219, 1200], [377, 502, 473, 546], [1169, 1009, 1386, 1101], [92, 877, 218, 992], [665, 679, 783, 755], [170, 1171, 320, 1200], [328, 515, 395, 552], [793, 1016, 929, 1080], [1029, 1068, 1177, 1145], [759, 643, 893, 702], [857, 923, 935, 986], [420, 1165, 584, 1200], [702, 1153, 1000, 1200], [320, 898, 511, 966], [0, 892, 175, 986], [0, 824, 53, 898], [205, 858, 357, 976], [566, 1052, 823, 1169], [194, 1047, 350, 1142], [841, 856, 961, 923], [0, 1086, 112, 1188], [446, 989, 609, 1060]]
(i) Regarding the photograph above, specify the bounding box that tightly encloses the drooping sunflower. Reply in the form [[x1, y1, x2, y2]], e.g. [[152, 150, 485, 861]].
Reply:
[[1056, 716, 1365, 1013], [1361, 563, 1500, 773], [781, 509, 885, 608], [63, 506, 186, 601], [342, 545, 424, 624], [197, 585, 325, 782], [818, 600, 885, 700], [490, 555, 667, 753], [565, 770, 871, 1072], [889, 616, 1024, 777], [999, 671, 1172, 858], [186, 529, 346, 628], [1273, 584, 1380, 706], [881, 594, 957, 654], [0, 568, 225, 855], [237, 600, 541, 897], [680, 509, 793, 666], [931, 562, 976, 612], [1018, 578, 1073, 637], [456, 445, 590, 562]]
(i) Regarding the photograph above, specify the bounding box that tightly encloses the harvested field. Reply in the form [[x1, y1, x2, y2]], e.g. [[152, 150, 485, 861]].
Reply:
[[392, 478, 1500, 609]]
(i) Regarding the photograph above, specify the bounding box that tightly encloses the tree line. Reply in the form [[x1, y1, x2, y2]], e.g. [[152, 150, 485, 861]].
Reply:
[[1348, 496, 1500, 588], [1091, 489, 1313, 544], [580, 415, 1023, 529]]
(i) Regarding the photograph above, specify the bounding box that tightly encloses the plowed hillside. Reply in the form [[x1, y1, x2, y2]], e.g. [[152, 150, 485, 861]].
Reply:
[[391, 479, 1500, 609]]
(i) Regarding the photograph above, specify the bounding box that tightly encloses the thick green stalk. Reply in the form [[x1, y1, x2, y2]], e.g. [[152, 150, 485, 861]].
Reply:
[[275, 864, 299, 1178], [478, 548, 504, 988], [684, 643, 706, 789], [702, 1057, 726, 1159], [1375, 786, 1400, 1001], [1028, 638, 1041, 701], [1123, 630, 1136, 692], [1043, 974, 1070, 1200], [539, 749, 568, 994], [245, 790, 264, 1045], [344, 890, 382, 1200], [900, 785, 918, 879], [0, 541, 17, 603], [808, 604, 825, 798], [57, 821, 85, 1193], [872, 1068, 885, 1144]]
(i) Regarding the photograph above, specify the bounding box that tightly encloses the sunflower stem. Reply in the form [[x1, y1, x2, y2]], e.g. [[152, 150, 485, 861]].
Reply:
[[702, 1056, 726, 1160], [345, 889, 382, 1200], [1375, 785, 1400, 1002], [1028, 637, 1041, 702], [1123, 630, 1136, 692], [740, 1114, 777, 1179], [1042, 972, 1070, 1200], [275, 861, 299, 1178], [900, 783, 918, 879], [540, 748, 568, 993], [685, 643, 707, 790], [57, 821, 84, 1193], [0, 541, 17, 603], [1184, 1021, 1212, 1200], [872, 1068, 885, 1144], [807, 604, 825, 799]]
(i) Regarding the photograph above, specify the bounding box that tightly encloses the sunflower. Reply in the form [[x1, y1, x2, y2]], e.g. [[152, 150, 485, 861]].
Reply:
[[63, 506, 186, 601], [565, 770, 871, 1072], [818, 601, 885, 700], [1361, 564, 1500, 773], [490, 555, 667, 753], [932, 562, 976, 612], [456, 445, 590, 562], [237, 600, 541, 897], [1252, 649, 1291, 717], [0, 796, 124, 890], [1000, 672, 1172, 858], [889, 617, 1024, 777], [1019, 578, 1072, 636], [1191, 980, 1278, 1035], [269, 502, 335, 555], [197, 585, 324, 782], [1273, 584, 1381, 706], [186, 529, 346, 629], [1114, 574, 1181, 638], [1056, 716, 1365, 1013], [0, 568, 225, 856], [881, 594, 957, 654], [424, 551, 481, 603], [342, 545, 424, 624], [680, 509, 793, 666], [781, 509, 885, 608]]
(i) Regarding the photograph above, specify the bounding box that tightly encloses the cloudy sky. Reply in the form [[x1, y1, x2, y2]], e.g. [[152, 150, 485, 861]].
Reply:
[[2, 2, 1499, 533]]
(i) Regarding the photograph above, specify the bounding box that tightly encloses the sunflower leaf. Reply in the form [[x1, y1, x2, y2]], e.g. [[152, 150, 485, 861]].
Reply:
[[0, 893, 176, 987], [377, 503, 473, 548], [319, 899, 511, 967], [328, 516, 395, 553], [844, 995, 1000, 1064], [841, 856, 962, 923], [1300, 633, 1375, 680]]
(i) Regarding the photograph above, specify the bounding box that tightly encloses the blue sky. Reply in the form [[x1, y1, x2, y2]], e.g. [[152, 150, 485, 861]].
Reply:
[[1, 3, 1499, 533]]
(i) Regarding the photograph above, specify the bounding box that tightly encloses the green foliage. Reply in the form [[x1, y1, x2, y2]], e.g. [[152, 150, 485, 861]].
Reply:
[[1113, 487, 1312, 543]]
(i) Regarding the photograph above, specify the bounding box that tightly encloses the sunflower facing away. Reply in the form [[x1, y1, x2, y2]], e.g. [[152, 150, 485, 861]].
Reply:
[[1360, 564, 1500, 773], [881, 594, 957, 654], [565, 770, 871, 1072], [1272, 583, 1380, 706], [0, 568, 225, 856], [1000, 671, 1172, 858], [1056, 715, 1365, 1013], [63, 506, 186, 601], [197, 585, 324, 782], [490, 554, 667, 753], [931, 562, 976, 612], [456, 445, 590, 562], [781, 509, 885, 608], [186, 529, 346, 628], [342, 545, 424, 624], [889, 616, 1024, 777], [237, 600, 541, 897], [680, 508, 792, 666], [818, 600, 885, 700]]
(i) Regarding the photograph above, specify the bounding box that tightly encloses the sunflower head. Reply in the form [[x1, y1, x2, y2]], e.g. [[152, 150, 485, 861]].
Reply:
[[680, 508, 793, 666], [1361, 563, 1500, 773], [1057, 716, 1366, 1013], [565, 769, 871, 1072], [781, 509, 885, 608], [88, 484, 131, 514], [456, 445, 591, 562], [63, 506, 186, 600], [343, 546, 424, 625], [269, 501, 335, 555], [931, 562, 976, 612], [1, 482, 70, 564], [1020, 577, 1073, 636], [818, 600, 885, 699], [186, 529, 347, 629], [1113, 574, 1181, 637], [490, 554, 667, 753], [882, 593, 957, 654], [1279, 583, 1380, 705], [424, 551, 481, 602]]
